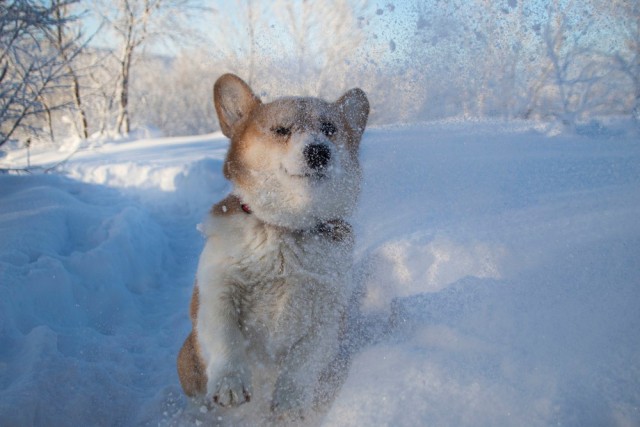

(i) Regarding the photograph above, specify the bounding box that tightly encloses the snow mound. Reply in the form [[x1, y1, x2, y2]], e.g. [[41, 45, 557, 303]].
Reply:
[[0, 174, 179, 424]]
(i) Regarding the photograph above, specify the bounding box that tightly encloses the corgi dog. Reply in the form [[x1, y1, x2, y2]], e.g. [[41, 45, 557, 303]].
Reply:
[[177, 73, 369, 421]]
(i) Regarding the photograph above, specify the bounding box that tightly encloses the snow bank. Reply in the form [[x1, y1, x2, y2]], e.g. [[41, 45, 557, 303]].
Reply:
[[1, 120, 639, 426], [0, 174, 174, 424], [3, 133, 230, 217], [334, 121, 640, 426]]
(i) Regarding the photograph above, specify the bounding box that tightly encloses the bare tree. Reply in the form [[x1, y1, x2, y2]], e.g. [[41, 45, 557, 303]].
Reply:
[[532, 0, 633, 123], [131, 50, 220, 136], [49, 0, 93, 139], [94, 0, 209, 135], [609, 0, 640, 120], [401, 0, 636, 123], [203, 0, 268, 89], [241, 0, 259, 86], [275, 0, 370, 97], [0, 0, 80, 146], [205, 0, 370, 99]]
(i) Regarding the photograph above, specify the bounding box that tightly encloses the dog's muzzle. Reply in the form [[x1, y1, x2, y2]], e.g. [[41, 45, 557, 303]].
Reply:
[[304, 143, 331, 171]]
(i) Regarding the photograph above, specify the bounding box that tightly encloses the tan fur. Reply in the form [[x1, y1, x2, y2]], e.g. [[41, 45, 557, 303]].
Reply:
[[211, 194, 246, 216], [177, 286, 206, 397], [190, 283, 200, 323], [214, 74, 261, 139]]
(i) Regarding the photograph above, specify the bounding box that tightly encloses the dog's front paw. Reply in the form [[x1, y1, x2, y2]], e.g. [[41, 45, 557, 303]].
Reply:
[[270, 380, 306, 415], [210, 367, 252, 408], [270, 393, 306, 424]]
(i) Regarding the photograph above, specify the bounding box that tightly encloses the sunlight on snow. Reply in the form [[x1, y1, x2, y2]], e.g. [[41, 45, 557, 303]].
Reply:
[[360, 236, 506, 313]]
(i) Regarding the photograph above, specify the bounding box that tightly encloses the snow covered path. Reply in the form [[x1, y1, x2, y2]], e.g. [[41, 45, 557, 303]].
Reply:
[[1, 121, 639, 426]]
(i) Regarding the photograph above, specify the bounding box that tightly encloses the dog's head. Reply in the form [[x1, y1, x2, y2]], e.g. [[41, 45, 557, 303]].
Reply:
[[214, 74, 369, 230]]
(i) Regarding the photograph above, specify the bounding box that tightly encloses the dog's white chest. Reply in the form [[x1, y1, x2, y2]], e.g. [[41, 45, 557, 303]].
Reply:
[[197, 213, 353, 359]]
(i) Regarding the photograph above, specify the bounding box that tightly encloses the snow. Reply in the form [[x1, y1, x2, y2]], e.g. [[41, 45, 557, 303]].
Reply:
[[1, 120, 639, 426]]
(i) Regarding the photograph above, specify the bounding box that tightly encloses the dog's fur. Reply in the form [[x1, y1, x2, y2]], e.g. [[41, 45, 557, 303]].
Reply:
[[177, 74, 369, 420]]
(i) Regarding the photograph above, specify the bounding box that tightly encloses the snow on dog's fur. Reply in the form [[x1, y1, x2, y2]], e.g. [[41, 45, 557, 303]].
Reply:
[[177, 74, 369, 422]]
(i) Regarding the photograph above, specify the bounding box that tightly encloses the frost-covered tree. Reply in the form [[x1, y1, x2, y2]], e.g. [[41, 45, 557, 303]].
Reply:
[[203, 0, 266, 88], [130, 51, 220, 136], [274, 0, 370, 97], [0, 0, 81, 146], [528, 0, 634, 123], [94, 0, 209, 135], [403, 0, 635, 123], [48, 0, 91, 140], [206, 0, 370, 100], [609, 0, 640, 120]]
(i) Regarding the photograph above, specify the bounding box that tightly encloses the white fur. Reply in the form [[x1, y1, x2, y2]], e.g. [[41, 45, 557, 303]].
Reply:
[[240, 166, 360, 234]]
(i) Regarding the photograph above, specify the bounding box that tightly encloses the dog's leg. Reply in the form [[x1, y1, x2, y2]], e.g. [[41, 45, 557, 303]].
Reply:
[[271, 314, 341, 417], [204, 302, 252, 408], [196, 251, 252, 407], [177, 330, 207, 396], [177, 285, 207, 397]]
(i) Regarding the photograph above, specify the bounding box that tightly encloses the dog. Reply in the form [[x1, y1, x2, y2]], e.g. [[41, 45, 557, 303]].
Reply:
[[177, 73, 369, 421]]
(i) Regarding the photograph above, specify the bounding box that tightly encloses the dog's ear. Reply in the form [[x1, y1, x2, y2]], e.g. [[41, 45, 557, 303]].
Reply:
[[214, 74, 261, 138], [337, 88, 369, 142]]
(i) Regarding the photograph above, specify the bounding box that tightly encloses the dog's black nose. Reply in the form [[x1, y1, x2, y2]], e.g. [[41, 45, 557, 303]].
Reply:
[[304, 143, 331, 170]]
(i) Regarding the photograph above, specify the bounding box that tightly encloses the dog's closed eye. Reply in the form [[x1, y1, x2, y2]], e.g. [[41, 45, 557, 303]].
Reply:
[[273, 126, 291, 137], [320, 121, 337, 137]]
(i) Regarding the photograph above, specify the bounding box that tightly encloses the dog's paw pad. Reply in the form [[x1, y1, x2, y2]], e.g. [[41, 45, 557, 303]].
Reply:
[[211, 370, 252, 407]]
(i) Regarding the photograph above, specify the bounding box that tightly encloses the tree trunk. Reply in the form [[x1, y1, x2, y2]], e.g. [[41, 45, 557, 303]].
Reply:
[[116, 41, 134, 135], [71, 71, 89, 139], [54, 0, 89, 139]]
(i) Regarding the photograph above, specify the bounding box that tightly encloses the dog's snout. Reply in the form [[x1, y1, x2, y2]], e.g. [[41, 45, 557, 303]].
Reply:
[[304, 143, 331, 170]]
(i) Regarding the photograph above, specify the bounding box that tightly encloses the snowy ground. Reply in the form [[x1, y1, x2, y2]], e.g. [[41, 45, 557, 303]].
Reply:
[[1, 120, 639, 426]]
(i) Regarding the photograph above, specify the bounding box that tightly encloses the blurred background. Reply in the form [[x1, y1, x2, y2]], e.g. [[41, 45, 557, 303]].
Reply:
[[1, 0, 638, 145]]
